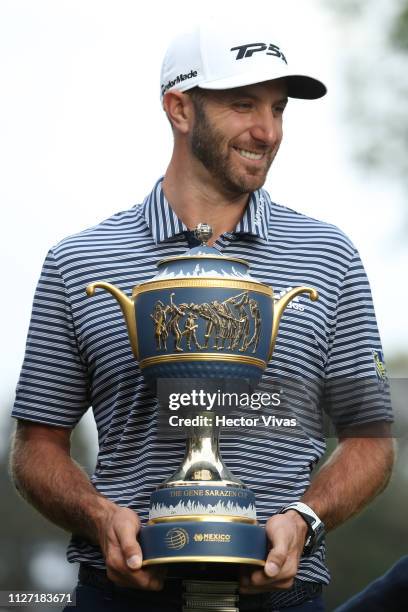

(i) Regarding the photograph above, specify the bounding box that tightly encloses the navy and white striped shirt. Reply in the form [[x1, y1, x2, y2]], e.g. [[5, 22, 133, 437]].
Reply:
[[13, 178, 392, 589]]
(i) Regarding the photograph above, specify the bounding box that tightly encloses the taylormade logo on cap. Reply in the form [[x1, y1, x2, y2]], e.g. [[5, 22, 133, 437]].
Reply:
[[161, 69, 198, 96], [230, 42, 287, 63]]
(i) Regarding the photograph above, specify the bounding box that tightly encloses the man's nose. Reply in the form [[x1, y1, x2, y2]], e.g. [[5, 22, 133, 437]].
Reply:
[[250, 109, 281, 146]]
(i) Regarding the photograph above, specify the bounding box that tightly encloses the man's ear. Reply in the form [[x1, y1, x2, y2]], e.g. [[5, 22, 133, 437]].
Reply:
[[163, 91, 194, 134]]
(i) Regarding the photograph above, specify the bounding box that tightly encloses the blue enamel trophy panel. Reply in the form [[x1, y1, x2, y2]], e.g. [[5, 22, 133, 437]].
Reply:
[[135, 284, 272, 385]]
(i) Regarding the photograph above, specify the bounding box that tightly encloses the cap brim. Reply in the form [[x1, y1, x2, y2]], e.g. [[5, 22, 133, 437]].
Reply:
[[197, 70, 327, 100], [285, 75, 327, 100]]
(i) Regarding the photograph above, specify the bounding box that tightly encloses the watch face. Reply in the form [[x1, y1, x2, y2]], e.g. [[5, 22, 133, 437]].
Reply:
[[297, 511, 325, 555], [303, 512, 316, 528], [280, 503, 325, 555], [305, 522, 325, 555]]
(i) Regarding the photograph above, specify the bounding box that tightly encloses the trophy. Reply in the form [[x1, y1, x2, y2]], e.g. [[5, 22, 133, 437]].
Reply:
[[86, 224, 318, 577]]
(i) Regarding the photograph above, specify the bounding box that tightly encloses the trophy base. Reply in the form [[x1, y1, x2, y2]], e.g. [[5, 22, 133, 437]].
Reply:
[[182, 577, 239, 612], [140, 518, 266, 567]]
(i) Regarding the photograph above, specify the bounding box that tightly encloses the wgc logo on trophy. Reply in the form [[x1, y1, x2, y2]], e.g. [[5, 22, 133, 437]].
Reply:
[[86, 224, 318, 569]]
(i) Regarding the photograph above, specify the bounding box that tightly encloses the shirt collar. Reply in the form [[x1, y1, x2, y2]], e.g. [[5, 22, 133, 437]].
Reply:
[[141, 177, 271, 244]]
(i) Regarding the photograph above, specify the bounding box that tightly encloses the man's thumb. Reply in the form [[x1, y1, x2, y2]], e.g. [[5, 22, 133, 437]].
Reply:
[[265, 559, 281, 577], [115, 512, 143, 569], [126, 552, 142, 570]]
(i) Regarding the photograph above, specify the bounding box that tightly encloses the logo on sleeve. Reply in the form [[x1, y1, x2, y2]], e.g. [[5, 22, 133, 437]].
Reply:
[[372, 349, 387, 387]]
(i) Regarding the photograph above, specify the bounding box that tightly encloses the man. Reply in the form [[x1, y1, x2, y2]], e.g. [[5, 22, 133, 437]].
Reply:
[[10, 19, 394, 612]]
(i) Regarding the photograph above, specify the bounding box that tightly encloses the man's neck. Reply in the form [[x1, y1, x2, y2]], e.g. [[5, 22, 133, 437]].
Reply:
[[162, 160, 251, 244]]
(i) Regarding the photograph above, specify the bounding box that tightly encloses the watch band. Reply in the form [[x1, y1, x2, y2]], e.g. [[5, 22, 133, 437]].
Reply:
[[279, 501, 325, 556]]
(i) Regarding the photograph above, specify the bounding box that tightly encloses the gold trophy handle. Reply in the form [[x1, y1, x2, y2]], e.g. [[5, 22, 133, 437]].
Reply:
[[86, 281, 139, 360], [269, 286, 319, 360]]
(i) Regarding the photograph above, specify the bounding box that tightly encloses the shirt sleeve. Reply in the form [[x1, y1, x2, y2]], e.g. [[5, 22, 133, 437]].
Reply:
[[12, 249, 90, 427], [322, 248, 393, 431]]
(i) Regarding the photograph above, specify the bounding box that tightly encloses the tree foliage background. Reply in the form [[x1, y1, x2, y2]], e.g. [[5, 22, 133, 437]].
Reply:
[[322, 0, 408, 608], [325, 0, 408, 202]]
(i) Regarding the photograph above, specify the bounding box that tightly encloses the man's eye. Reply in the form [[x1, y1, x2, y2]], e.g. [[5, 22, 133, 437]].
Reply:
[[234, 102, 253, 110]]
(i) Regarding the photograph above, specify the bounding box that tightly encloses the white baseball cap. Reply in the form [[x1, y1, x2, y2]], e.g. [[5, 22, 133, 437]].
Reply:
[[160, 20, 327, 101]]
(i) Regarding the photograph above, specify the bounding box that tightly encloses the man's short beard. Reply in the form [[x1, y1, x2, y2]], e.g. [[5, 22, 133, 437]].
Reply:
[[190, 93, 270, 195]]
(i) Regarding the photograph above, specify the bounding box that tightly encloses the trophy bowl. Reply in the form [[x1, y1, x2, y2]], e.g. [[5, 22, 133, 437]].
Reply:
[[86, 224, 318, 568]]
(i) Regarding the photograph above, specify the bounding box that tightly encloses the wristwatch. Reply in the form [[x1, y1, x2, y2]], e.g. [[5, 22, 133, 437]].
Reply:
[[279, 501, 325, 556]]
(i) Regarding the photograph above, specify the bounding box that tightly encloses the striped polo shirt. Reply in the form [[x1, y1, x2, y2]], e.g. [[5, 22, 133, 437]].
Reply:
[[12, 177, 392, 592]]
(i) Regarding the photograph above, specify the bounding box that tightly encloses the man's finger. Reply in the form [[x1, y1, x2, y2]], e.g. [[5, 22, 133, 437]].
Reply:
[[264, 519, 292, 577], [108, 565, 159, 590], [113, 512, 143, 569], [244, 568, 268, 586], [264, 541, 289, 577]]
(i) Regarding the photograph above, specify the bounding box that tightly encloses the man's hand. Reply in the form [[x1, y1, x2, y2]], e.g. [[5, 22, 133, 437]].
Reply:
[[98, 504, 166, 590], [11, 422, 166, 591], [240, 511, 307, 594]]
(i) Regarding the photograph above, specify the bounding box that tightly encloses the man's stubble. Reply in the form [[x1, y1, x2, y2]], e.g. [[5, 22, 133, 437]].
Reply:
[[190, 96, 276, 196]]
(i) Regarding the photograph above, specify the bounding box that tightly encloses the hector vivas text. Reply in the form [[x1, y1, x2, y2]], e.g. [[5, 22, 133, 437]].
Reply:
[[166, 389, 297, 429]]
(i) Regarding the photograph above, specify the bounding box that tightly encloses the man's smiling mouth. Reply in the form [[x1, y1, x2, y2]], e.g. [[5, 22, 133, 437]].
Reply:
[[233, 147, 265, 161]]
